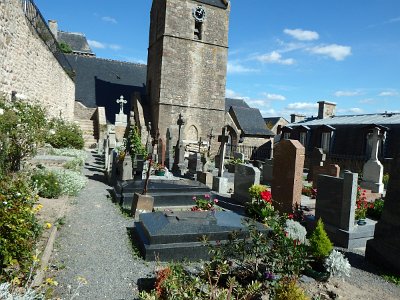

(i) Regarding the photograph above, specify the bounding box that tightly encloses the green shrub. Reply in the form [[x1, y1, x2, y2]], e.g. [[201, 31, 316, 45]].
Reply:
[[63, 158, 83, 173], [49, 148, 87, 166], [248, 184, 268, 201], [31, 169, 62, 199], [0, 97, 47, 174], [53, 169, 88, 196], [309, 218, 333, 261], [46, 118, 84, 149], [274, 278, 310, 300], [383, 173, 389, 188], [367, 198, 385, 220], [0, 173, 41, 282], [59, 41, 72, 54], [128, 125, 147, 157]]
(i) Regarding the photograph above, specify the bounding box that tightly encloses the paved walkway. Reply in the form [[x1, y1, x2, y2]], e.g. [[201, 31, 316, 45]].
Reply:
[[51, 151, 153, 300]]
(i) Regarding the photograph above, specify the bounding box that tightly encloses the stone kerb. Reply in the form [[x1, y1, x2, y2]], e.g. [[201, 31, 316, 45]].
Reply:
[[232, 163, 261, 204], [271, 140, 305, 214], [366, 155, 400, 273]]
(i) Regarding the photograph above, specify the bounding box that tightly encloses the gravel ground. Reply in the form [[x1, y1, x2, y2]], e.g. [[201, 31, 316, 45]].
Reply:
[[49, 151, 154, 300]]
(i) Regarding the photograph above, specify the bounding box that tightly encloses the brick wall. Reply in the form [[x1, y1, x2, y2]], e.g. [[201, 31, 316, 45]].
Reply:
[[0, 0, 75, 120]]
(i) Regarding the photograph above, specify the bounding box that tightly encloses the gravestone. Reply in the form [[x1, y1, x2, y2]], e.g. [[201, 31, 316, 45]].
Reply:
[[172, 114, 187, 176], [115, 95, 128, 143], [207, 128, 215, 157], [262, 159, 273, 184], [197, 172, 213, 188], [132, 211, 270, 261], [120, 154, 133, 181], [234, 152, 245, 161], [157, 138, 166, 167], [361, 127, 385, 194], [312, 164, 340, 188], [366, 155, 400, 273], [307, 147, 326, 181], [315, 172, 376, 248], [131, 193, 154, 219], [272, 140, 305, 214], [232, 164, 261, 203], [213, 127, 229, 193], [165, 128, 174, 170]]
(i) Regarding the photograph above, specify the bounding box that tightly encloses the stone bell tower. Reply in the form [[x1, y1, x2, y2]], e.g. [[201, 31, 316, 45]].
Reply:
[[146, 0, 230, 144]]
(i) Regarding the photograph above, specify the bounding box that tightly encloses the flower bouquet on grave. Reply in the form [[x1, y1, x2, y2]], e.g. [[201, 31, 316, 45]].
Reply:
[[355, 187, 368, 225], [191, 194, 218, 211], [152, 162, 166, 176], [245, 184, 277, 224]]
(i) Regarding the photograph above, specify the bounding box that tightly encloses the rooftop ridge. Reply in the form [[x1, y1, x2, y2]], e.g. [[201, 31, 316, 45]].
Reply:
[[66, 54, 147, 67]]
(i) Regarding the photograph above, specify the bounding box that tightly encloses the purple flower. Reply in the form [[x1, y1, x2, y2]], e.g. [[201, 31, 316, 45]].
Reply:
[[265, 272, 276, 280]]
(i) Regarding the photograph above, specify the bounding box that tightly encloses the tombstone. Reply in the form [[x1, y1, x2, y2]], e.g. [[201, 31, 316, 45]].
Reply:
[[207, 128, 215, 157], [115, 95, 128, 143], [262, 159, 273, 184], [157, 138, 166, 167], [307, 147, 326, 181], [197, 172, 213, 188], [272, 140, 305, 214], [232, 164, 261, 204], [233, 152, 245, 162], [165, 128, 174, 170], [361, 127, 385, 194], [212, 127, 229, 193], [312, 164, 340, 188], [366, 155, 400, 273], [131, 211, 270, 261], [172, 114, 187, 176], [315, 172, 376, 248], [119, 154, 133, 181], [131, 193, 154, 219]]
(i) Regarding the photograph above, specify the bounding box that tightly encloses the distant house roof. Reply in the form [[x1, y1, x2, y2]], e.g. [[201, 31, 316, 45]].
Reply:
[[196, 0, 229, 9], [58, 31, 94, 56], [225, 98, 250, 111], [264, 117, 288, 126], [66, 54, 147, 122], [287, 113, 400, 127], [230, 106, 275, 137]]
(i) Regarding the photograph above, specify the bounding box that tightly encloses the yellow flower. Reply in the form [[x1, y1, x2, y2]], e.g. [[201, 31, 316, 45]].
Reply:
[[77, 276, 88, 285], [45, 278, 58, 286], [45, 222, 52, 229], [32, 255, 40, 263]]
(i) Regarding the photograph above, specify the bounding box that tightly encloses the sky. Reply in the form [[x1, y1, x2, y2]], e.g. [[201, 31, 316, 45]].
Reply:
[[35, 0, 400, 120]]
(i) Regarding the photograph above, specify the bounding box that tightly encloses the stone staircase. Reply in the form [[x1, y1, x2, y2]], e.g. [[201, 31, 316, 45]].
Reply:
[[75, 118, 98, 149]]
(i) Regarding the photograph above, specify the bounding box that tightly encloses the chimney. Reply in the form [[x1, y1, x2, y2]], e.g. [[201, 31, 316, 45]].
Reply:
[[290, 114, 306, 123], [318, 101, 336, 119], [48, 20, 58, 40]]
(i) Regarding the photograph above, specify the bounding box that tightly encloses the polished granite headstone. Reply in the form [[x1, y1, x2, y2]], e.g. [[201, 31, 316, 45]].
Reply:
[[132, 211, 270, 261], [112, 178, 211, 210]]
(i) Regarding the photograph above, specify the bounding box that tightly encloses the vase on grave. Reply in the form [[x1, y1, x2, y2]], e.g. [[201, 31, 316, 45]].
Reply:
[[155, 170, 165, 176], [357, 218, 367, 226]]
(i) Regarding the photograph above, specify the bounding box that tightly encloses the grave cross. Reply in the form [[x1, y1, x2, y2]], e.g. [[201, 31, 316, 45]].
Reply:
[[177, 113, 185, 141], [198, 137, 203, 153], [116, 95, 127, 114], [368, 127, 384, 161], [217, 127, 229, 177], [207, 127, 215, 157]]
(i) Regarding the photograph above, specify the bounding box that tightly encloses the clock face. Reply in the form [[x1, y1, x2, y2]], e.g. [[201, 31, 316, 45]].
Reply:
[[193, 6, 206, 22]]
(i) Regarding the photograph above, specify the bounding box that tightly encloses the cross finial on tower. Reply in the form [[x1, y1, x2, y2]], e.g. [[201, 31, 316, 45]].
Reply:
[[116, 95, 127, 114]]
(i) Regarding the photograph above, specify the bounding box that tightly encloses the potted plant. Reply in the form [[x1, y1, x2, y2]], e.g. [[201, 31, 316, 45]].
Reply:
[[152, 162, 166, 176], [355, 187, 368, 225]]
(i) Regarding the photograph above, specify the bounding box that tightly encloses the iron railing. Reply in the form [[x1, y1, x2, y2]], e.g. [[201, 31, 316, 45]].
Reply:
[[20, 0, 74, 79]]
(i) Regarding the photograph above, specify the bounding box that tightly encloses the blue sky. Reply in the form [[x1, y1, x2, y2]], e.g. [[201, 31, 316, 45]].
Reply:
[[35, 0, 400, 120]]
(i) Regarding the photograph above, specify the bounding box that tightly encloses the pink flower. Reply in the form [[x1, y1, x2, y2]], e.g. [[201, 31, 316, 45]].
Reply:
[[192, 196, 197, 201], [204, 194, 210, 199], [213, 199, 219, 203]]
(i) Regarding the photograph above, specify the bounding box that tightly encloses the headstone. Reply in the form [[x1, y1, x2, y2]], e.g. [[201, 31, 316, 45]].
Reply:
[[172, 114, 187, 176], [212, 176, 228, 194], [262, 159, 273, 184], [217, 127, 229, 177], [315, 172, 376, 248], [132, 211, 270, 261], [233, 152, 245, 161], [366, 155, 400, 273], [312, 164, 340, 188], [131, 193, 154, 219], [307, 147, 326, 181], [272, 140, 305, 214], [232, 164, 261, 203], [121, 154, 133, 181], [115, 96, 128, 142], [165, 128, 174, 170], [197, 172, 213, 188], [361, 127, 385, 194], [207, 128, 215, 157], [157, 138, 166, 167]]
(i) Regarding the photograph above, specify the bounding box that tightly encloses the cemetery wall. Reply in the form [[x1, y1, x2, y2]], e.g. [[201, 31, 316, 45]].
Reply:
[[0, 0, 75, 120]]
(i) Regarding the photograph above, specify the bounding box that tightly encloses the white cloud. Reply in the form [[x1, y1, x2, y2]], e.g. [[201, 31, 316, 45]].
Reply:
[[286, 102, 318, 111], [101, 16, 117, 24], [109, 44, 122, 50], [334, 90, 361, 97], [387, 16, 400, 24], [256, 51, 295, 65], [227, 62, 257, 74], [264, 93, 286, 101], [359, 98, 375, 104], [284, 28, 319, 41], [226, 89, 244, 99], [309, 44, 352, 61], [88, 40, 106, 49], [338, 107, 364, 114], [379, 91, 398, 97]]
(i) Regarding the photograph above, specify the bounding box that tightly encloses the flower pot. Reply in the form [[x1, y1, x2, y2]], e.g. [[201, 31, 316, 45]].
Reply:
[[357, 218, 367, 226], [155, 170, 165, 176]]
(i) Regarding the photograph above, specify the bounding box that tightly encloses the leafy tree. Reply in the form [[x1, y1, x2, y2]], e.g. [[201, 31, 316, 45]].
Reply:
[[309, 218, 333, 260]]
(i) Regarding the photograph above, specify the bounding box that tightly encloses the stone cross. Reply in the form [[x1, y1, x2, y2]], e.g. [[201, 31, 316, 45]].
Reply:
[[166, 128, 173, 170], [177, 113, 185, 141], [217, 127, 229, 177], [116, 95, 127, 114], [198, 137, 202, 153], [368, 127, 383, 161], [207, 127, 215, 157]]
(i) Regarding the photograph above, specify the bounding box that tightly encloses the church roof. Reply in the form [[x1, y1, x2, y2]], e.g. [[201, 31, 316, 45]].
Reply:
[[58, 31, 94, 55], [230, 106, 275, 137], [225, 98, 250, 111], [196, 0, 229, 9], [66, 54, 147, 122]]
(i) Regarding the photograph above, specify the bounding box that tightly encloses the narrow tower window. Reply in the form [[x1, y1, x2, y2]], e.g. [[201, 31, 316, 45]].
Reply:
[[194, 21, 202, 40]]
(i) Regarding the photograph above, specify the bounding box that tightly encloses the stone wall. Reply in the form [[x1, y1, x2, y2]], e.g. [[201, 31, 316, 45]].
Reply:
[[0, 0, 75, 120]]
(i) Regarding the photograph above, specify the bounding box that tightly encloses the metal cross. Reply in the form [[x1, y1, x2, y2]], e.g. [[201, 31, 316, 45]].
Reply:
[[207, 127, 215, 157], [177, 113, 185, 141], [198, 137, 202, 153], [116, 95, 127, 114]]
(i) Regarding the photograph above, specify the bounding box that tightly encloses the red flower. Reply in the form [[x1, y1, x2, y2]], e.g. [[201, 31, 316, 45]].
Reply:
[[261, 190, 272, 203], [288, 213, 294, 219]]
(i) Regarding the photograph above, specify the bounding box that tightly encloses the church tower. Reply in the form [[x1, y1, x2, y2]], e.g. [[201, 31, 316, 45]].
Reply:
[[146, 0, 230, 144]]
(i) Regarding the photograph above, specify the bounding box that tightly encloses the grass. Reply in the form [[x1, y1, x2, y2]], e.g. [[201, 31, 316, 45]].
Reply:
[[382, 274, 400, 285]]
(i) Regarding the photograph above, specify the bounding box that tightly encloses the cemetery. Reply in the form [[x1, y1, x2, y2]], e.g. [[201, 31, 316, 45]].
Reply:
[[0, 0, 400, 299]]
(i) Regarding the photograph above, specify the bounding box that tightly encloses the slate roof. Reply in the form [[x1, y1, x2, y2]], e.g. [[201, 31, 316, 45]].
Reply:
[[58, 31, 94, 55], [263, 117, 288, 126], [225, 98, 250, 111], [229, 106, 275, 137], [287, 113, 400, 127], [196, 0, 229, 9], [66, 54, 147, 122]]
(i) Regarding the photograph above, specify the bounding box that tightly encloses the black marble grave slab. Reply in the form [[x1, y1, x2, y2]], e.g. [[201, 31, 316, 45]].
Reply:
[[131, 211, 270, 261]]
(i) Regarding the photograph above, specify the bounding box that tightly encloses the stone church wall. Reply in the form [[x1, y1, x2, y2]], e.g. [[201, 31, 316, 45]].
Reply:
[[0, 0, 75, 120]]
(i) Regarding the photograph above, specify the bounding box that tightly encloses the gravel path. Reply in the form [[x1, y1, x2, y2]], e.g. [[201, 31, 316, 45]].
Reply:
[[50, 151, 154, 300]]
